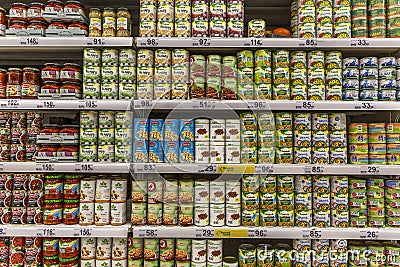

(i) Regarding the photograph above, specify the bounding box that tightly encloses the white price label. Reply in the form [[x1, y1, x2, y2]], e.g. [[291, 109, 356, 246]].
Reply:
[[36, 163, 55, 172], [248, 229, 267, 238], [135, 164, 157, 173], [193, 38, 211, 47], [299, 38, 318, 47], [41, 101, 56, 109], [139, 38, 159, 47], [86, 37, 106, 46], [296, 101, 315, 110], [37, 228, 56, 237], [303, 229, 322, 239], [20, 37, 39, 46], [244, 38, 263, 46], [196, 229, 214, 238], [360, 230, 379, 239], [255, 165, 274, 174], [350, 39, 370, 47], [355, 102, 374, 110], [134, 100, 153, 109], [75, 163, 94, 172], [1, 99, 21, 109], [192, 100, 217, 110], [247, 101, 267, 110], [305, 166, 324, 174], [198, 164, 218, 174], [360, 166, 380, 174], [139, 229, 158, 238], [74, 228, 92, 237]]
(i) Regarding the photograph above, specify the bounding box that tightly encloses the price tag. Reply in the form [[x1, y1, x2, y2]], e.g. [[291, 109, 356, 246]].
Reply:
[[135, 164, 157, 173], [75, 163, 94, 172], [36, 163, 55, 172], [196, 229, 214, 238], [248, 229, 267, 238], [302, 229, 322, 239], [255, 165, 274, 174], [0, 228, 7, 236], [360, 230, 379, 239], [193, 38, 211, 47], [355, 102, 374, 110], [74, 228, 92, 237], [244, 38, 263, 46], [192, 100, 216, 110], [246, 101, 267, 110], [139, 229, 158, 238], [305, 166, 324, 174], [134, 100, 153, 109], [296, 101, 315, 110], [139, 38, 159, 47], [86, 37, 106, 46], [350, 39, 370, 47], [360, 166, 380, 174], [299, 38, 318, 47], [1, 99, 21, 109], [198, 164, 218, 174], [41, 101, 56, 109], [37, 228, 56, 237], [20, 37, 39, 46]]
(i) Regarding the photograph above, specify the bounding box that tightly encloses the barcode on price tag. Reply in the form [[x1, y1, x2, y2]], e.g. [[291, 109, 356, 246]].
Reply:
[[244, 38, 263, 46], [139, 229, 158, 238], [248, 229, 267, 238], [196, 229, 214, 238], [350, 39, 370, 47], [299, 39, 318, 47], [305, 166, 324, 174], [79, 100, 98, 109], [246, 101, 267, 110]]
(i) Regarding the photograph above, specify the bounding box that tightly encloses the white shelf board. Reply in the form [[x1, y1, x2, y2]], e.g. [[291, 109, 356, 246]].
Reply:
[[0, 224, 130, 237], [131, 226, 393, 240], [0, 162, 130, 173], [0, 99, 131, 110]]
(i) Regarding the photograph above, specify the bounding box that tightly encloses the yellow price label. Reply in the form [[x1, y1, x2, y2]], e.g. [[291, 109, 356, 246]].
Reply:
[[214, 229, 248, 238], [217, 164, 255, 174]]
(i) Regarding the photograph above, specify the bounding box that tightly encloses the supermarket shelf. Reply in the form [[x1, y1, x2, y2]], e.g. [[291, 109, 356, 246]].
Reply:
[[132, 163, 393, 176], [0, 162, 130, 173], [0, 99, 131, 111], [135, 37, 400, 52], [133, 99, 396, 111], [0, 224, 130, 237], [0, 37, 134, 52], [131, 226, 396, 240]]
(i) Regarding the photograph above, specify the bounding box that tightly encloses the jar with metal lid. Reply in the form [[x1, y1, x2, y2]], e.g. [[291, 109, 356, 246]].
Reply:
[[60, 63, 82, 82], [89, 8, 101, 18], [60, 82, 81, 97], [49, 20, 67, 29], [103, 15, 116, 37], [103, 7, 116, 18], [22, 67, 40, 99], [42, 63, 61, 82], [41, 81, 60, 95], [64, 1, 86, 14], [6, 68, 22, 98], [9, 20, 28, 30], [28, 20, 48, 30], [68, 21, 88, 32], [116, 7, 131, 37], [117, 7, 131, 18], [0, 7, 6, 36], [46, 0, 65, 13], [28, 3, 45, 21], [9, 3, 28, 22]]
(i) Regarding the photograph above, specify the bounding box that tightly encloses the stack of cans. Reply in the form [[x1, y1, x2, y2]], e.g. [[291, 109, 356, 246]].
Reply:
[[330, 239, 348, 267], [260, 175, 277, 226], [118, 49, 136, 100], [308, 51, 325, 100], [325, 51, 343, 100], [360, 57, 379, 101], [349, 178, 367, 227], [194, 179, 209, 226], [209, 0, 227, 37], [273, 50, 290, 100], [290, 51, 307, 100], [379, 57, 397, 101], [156, 1, 174, 37], [136, 49, 154, 100], [275, 113, 293, 164], [254, 50, 272, 99], [240, 113, 257, 164], [257, 113, 275, 164], [133, 118, 149, 163], [331, 176, 349, 227], [189, 55, 206, 98], [342, 57, 360, 100], [333, 0, 351, 38], [291, 0, 299, 37], [313, 176, 331, 227], [171, 49, 190, 99], [367, 178, 385, 227], [115, 111, 133, 162], [209, 119, 226, 163], [179, 119, 195, 163], [385, 179, 400, 227], [237, 50, 254, 100], [297, 0, 316, 38], [311, 113, 329, 164], [164, 119, 179, 163], [348, 241, 368, 266], [227, 0, 244, 37], [387, 123, 400, 164], [192, 0, 209, 37], [317, 0, 333, 38], [294, 175, 312, 227], [329, 113, 347, 164], [226, 119, 241, 163], [348, 123, 369, 164], [79, 111, 99, 162], [226, 179, 241, 226], [351, 0, 368, 38], [98, 111, 115, 162], [175, 0, 191, 37], [206, 55, 223, 99], [222, 56, 239, 100], [312, 240, 330, 267], [277, 175, 295, 227], [368, 0, 386, 38], [368, 123, 387, 164], [154, 49, 172, 100], [100, 49, 119, 99], [294, 113, 311, 164], [241, 175, 260, 226], [387, 0, 400, 38], [293, 239, 312, 267]]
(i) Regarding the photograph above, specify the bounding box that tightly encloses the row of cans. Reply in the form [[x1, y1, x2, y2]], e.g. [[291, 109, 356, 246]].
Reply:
[[84, 65, 136, 83], [79, 144, 132, 162], [83, 48, 136, 67], [80, 111, 133, 129], [133, 140, 195, 163], [83, 81, 136, 100], [80, 127, 132, 145]]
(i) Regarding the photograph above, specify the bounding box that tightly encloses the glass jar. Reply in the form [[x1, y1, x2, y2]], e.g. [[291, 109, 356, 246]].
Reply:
[[6, 68, 22, 99], [57, 145, 78, 160], [60, 257, 79, 267], [22, 67, 40, 99], [28, 3, 45, 21], [63, 200, 79, 224], [68, 21, 88, 32], [60, 64, 82, 82], [38, 145, 58, 160], [0, 7, 6, 36], [9, 3, 28, 22], [46, 0, 64, 13], [41, 81, 60, 95], [89, 16, 102, 37], [60, 82, 81, 97], [41, 63, 61, 82], [102, 16, 116, 37], [49, 20, 67, 29], [89, 8, 101, 18], [9, 20, 28, 30], [117, 7, 131, 19], [64, 1, 86, 14], [27, 20, 48, 30], [116, 7, 131, 37], [0, 68, 6, 98]]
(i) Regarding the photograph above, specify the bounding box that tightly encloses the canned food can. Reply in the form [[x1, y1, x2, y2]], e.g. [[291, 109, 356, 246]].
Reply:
[[79, 202, 95, 225], [208, 240, 223, 263], [248, 19, 266, 37], [192, 239, 207, 263], [242, 209, 259, 226], [210, 203, 225, 226], [228, 19, 244, 37], [239, 244, 256, 267], [192, 19, 208, 37], [226, 204, 241, 226]]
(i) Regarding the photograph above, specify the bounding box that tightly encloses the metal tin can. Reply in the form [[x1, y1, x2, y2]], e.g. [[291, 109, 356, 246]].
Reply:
[[248, 19, 265, 37]]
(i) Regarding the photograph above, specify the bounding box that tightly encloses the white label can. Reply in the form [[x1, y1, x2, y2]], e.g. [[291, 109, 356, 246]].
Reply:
[[95, 178, 111, 202], [226, 204, 241, 226], [80, 178, 96, 203], [195, 180, 210, 203], [81, 259, 96, 267], [110, 203, 127, 226], [95, 259, 111, 267], [210, 180, 225, 203], [111, 260, 127, 267], [194, 203, 209, 226], [81, 237, 97, 260], [95, 202, 110, 226], [79, 202, 95, 226], [112, 238, 128, 260], [111, 178, 128, 203], [210, 203, 225, 226], [96, 237, 112, 260], [192, 239, 207, 263], [207, 239, 223, 263], [226, 181, 241, 204]]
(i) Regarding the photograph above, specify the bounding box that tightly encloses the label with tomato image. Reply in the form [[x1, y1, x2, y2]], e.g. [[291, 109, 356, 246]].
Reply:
[[27, 190, 44, 207], [11, 207, 27, 224], [9, 248, 24, 267], [12, 190, 27, 207], [0, 175, 12, 191], [0, 191, 12, 208], [10, 145, 25, 162], [26, 207, 42, 224], [27, 175, 43, 191], [0, 208, 11, 224], [12, 174, 28, 191]]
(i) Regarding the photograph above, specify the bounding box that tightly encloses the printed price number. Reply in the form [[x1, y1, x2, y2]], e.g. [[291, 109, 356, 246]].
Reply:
[[135, 100, 152, 109], [299, 39, 318, 47], [255, 165, 274, 174], [20, 37, 39, 46], [305, 166, 324, 174], [193, 38, 211, 47], [198, 164, 218, 174], [296, 101, 315, 110], [361, 166, 380, 174], [85, 100, 98, 109], [360, 230, 379, 239], [245, 38, 263, 46], [247, 101, 267, 110], [351, 39, 370, 47], [43, 101, 56, 109], [303, 229, 322, 239], [145, 38, 159, 46], [139, 229, 158, 238], [38, 228, 56, 237], [355, 102, 374, 110], [4, 99, 20, 108], [74, 228, 92, 237], [248, 229, 267, 238], [135, 164, 157, 173], [196, 229, 214, 238], [86, 37, 105, 46], [37, 163, 55, 171], [199, 101, 216, 109], [75, 163, 94, 172]]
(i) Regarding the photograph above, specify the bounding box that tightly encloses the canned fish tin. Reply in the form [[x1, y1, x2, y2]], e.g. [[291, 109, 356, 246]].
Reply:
[[360, 68, 378, 80], [360, 57, 378, 68]]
